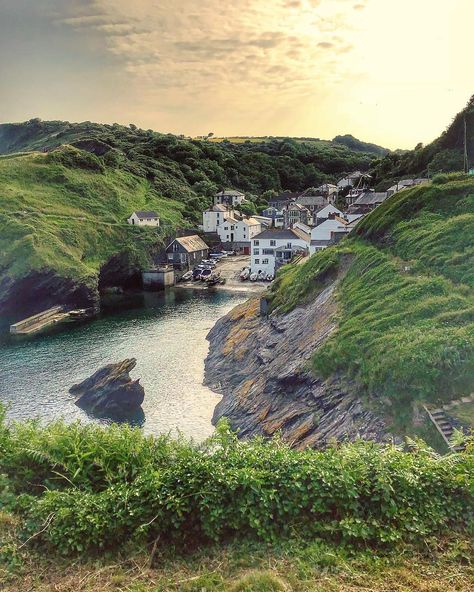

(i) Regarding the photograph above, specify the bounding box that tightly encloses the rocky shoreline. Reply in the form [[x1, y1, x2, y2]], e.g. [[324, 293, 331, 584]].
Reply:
[[205, 280, 391, 449]]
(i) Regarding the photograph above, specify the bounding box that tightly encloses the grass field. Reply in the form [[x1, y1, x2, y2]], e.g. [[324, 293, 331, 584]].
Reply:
[[0, 149, 186, 288]]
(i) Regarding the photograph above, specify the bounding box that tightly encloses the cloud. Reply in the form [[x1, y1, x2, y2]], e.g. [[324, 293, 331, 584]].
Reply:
[[53, 0, 364, 121]]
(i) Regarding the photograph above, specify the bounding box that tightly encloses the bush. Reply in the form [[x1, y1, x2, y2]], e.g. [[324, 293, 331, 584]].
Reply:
[[1, 411, 473, 555]]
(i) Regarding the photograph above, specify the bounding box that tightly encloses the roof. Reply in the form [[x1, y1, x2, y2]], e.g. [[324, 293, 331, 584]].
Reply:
[[215, 189, 245, 196], [295, 195, 327, 207], [170, 235, 209, 253], [133, 210, 159, 219], [212, 204, 229, 212], [252, 228, 309, 241], [242, 217, 261, 226], [352, 192, 388, 206], [287, 202, 310, 211], [315, 204, 343, 218]]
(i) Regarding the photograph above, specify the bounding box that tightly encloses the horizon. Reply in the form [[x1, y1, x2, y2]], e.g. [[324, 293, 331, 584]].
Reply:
[[1, 1, 473, 150]]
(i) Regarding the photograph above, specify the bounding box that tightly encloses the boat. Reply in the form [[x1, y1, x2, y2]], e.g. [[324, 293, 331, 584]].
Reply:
[[200, 269, 213, 281], [266, 274, 274, 282], [181, 271, 193, 281], [192, 268, 202, 280], [240, 267, 250, 281], [257, 271, 266, 281], [249, 272, 258, 282], [206, 272, 222, 286]]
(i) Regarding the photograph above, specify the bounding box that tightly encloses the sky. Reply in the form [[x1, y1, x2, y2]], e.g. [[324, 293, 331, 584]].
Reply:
[[0, 0, 472, 149]]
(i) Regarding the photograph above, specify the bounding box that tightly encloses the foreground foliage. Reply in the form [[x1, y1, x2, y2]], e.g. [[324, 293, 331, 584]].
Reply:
[[0, 409, 473, 559]]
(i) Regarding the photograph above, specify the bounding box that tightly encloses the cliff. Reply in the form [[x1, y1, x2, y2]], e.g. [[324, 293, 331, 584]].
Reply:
[[206, 174, 474, 446], [205, 272, 390, 448]]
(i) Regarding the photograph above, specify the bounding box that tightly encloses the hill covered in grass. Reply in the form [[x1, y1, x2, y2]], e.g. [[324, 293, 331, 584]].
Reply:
[[0, 147, 186, 315], [267, 173, 474, 435]]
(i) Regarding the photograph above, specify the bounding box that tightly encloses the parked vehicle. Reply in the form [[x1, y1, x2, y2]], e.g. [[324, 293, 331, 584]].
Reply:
[[222, 250, 236, 256], [202, 259, 216, 267], [210, 253, 225, 259]]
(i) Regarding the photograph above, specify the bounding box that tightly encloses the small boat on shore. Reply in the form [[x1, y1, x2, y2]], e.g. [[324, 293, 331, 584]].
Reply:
[[181, 270, 193, 282], [240, 267, 250, 281]]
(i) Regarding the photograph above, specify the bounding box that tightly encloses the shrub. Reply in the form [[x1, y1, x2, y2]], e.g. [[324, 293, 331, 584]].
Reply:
[[1, 412, 473, 555]]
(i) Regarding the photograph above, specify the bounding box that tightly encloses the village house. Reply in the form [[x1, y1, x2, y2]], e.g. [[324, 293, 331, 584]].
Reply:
[[214, 189, 246, 207], [314, 183, 339, 204], [216, 216, 262, 253], [261, 206, 284, 227], [127, 210, 160, 227], [283, 202, 310, 227], [250, 227, 310, 276], [347, 191, 389, 214], [267, 192, 301, 210], [309, 214, 362, 254], [313, 204, 344, 226], [202, 204, 234, 233], [166, 235, 209, 269]]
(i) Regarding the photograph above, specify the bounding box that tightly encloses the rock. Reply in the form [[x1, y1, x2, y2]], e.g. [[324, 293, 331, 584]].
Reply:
[[70, 358, 145, 418], [205, 272, 393, 449]]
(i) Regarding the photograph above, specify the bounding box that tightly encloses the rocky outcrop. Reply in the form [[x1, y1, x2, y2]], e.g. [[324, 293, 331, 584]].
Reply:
[[205, 279, 391, 449], [70, 358, 145, 418]]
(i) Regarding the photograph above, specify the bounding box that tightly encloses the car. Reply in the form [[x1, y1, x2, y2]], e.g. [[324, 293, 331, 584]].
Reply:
[[222, 250, 236, 256]]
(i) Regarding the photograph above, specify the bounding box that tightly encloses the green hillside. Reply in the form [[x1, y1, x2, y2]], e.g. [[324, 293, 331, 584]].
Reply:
[[267, 174, 474, 434], [0, 148, 185, 314]]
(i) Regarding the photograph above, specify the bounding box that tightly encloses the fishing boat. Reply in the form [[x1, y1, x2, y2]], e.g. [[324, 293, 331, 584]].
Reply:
[[249, 272, 258, 282], [181, 270, 193, 281], [200, 269, 213, 281], [240, 267, 250, 281]]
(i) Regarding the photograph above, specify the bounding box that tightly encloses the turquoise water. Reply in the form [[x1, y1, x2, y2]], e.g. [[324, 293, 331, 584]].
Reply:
[[0, 289, 246, 441]]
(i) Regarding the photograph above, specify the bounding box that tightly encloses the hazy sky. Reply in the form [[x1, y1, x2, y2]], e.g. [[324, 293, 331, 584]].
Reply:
[[0, 0, 472, 148]]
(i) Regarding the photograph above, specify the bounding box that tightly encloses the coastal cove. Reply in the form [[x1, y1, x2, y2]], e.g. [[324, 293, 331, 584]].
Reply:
[[0, 288, 247, 441]]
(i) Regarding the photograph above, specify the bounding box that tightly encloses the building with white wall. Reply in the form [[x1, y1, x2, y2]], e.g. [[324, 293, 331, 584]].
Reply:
[[217, 216, 262, 251], [214, 189, 246, 207], [202, 204, 234, 233], [127, 211, 160, 227], [250, 228, 310, 276], [309, 215, 362, 254]]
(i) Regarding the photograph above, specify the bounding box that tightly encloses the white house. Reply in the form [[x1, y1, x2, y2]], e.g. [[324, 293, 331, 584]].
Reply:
[[214, 189, 246, 207], [309, 215, 363, 254], [386, 178, 429, 197], [250, 228, 310, 276], [127, 211, 160, 227], [202, 204, 234, 233], [313, 204, 343, 226], [217, 216, 262, 251]]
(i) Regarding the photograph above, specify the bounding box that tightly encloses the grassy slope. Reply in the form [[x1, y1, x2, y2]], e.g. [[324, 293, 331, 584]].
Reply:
[[0, 149, 185, 290], [267, 175, 474, 432]]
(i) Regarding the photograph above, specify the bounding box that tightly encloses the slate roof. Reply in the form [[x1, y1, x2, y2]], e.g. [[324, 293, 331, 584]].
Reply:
[[252, 228, 309, 241], [215, 189, 245, 196], [134, 210, 159, 219], [295, 195, 327, 207], [352, 192, 388, 206], [172, 235, 209, 253]]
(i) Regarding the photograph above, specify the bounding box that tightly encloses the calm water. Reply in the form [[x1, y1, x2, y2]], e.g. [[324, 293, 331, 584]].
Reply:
[[0, 289, 246, 441]]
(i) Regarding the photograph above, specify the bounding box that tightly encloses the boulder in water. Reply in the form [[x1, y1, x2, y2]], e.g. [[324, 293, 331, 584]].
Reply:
[[70, 358, 145, 418]]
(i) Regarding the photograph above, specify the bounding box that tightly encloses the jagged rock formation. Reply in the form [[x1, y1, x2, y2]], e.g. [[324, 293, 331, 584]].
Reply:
[[205, 280, 391, 449], [70, 358, 145, 418]]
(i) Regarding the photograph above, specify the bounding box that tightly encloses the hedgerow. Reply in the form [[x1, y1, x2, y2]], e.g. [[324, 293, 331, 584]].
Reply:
[[1, 411, 473, 555]]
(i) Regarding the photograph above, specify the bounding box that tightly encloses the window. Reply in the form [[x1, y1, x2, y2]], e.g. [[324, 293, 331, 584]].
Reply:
[[262, 258, 269, 264], [255, 259, 260, 264], [254, 240, 259, 246], [253, 249, 260, 255], [287, 242, 292, 248], [173, 242, 179, 252], [224, 226, 228, 230], [262, 249, 274, 255], [270, 240, 276, 246]]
